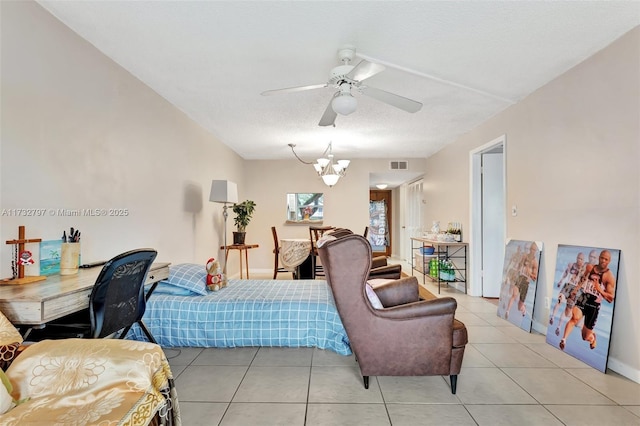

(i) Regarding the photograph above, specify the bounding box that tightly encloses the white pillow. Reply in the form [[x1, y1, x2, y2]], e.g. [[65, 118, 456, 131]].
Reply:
[[365, 284, 384, 310]]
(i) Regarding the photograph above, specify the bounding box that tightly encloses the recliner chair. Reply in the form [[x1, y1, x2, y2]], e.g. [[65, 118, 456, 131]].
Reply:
[[318, 234, 468, 394]]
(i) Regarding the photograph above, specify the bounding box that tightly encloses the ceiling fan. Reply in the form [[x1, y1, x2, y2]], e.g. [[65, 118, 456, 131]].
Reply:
[[261, 45, 423, 127]]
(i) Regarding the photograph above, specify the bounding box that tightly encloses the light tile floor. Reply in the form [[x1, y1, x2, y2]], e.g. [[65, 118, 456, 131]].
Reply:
[[165, 262, 640, 425]]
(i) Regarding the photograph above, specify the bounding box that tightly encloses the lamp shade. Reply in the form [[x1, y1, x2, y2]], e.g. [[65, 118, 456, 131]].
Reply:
[[209, 180, 238, 204], [331, 94, 357, 115], [322, 174, 340, 187]]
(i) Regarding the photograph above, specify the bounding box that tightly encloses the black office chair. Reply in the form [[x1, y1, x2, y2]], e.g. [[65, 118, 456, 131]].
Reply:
[[29, 249, 157, 341]]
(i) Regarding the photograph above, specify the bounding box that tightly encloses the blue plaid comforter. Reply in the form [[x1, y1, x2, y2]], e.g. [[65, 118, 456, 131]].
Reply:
[[128, 279, 351, 355]]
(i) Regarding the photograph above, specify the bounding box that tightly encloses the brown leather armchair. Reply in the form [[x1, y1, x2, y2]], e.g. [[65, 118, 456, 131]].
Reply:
[[318, 234, 468, 394]]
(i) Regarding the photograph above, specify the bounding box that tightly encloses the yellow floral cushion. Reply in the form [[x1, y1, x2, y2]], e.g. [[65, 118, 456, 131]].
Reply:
[[0, 311, 22, 371], [2, 339, 180, 425]]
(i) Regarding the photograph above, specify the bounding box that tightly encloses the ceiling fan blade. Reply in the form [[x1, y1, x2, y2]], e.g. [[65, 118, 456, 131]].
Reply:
[[360, 86, 422, 113], [346, 60, 385, 82], [318, 98, 337, 127], [261, 84, 327, 96]]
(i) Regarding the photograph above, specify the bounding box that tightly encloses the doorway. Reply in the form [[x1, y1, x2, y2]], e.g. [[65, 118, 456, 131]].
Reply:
[[369, 190, 392, 257], [470, 135, 506, 297], [401, 179, 423, 262]]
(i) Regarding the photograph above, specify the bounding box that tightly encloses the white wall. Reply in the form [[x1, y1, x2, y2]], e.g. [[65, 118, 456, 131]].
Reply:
[[422, 27, 639, 381], [1, 1, 243, 274]]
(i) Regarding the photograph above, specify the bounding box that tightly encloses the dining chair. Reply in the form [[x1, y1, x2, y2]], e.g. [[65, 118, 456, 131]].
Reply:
[[28, 249, 158, 341], [309, 225, 334, 278], [271, 226, 292, 279]]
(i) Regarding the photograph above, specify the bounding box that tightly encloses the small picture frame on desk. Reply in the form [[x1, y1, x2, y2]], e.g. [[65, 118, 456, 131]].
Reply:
[[39, 240, 62, 276]]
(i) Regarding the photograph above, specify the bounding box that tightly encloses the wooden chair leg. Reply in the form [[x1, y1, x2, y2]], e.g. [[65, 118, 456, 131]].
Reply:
[[273, 251, 279, 279]]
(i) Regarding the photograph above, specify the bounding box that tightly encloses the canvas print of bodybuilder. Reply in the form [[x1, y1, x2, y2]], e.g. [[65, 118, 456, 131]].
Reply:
[[546, 245, 620, 372]]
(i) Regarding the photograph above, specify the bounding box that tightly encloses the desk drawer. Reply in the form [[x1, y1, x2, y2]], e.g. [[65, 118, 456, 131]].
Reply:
[[44, 290, 92, 323], [0, 300, 43, 324], [145, 266, 169, 285], [0, 289, 91, 325]]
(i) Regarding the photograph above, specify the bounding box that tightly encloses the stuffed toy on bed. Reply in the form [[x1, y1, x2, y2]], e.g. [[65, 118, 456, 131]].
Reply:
[[206, 257, 226, 291]]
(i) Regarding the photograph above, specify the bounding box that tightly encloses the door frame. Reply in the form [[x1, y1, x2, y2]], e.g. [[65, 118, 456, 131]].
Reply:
[[469, 135, 507, 297]]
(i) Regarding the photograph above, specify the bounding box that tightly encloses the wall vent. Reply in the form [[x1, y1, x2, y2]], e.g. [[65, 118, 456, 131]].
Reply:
[[389, 161, 408, 170]]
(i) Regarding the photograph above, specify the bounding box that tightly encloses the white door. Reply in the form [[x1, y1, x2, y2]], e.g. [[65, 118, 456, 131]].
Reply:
[[403, 179, 423, 262], [481, 152, 505, 297]]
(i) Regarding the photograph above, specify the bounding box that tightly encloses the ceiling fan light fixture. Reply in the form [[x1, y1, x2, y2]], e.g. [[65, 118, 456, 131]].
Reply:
[[289, 142, 350, 187], [331, 93, 357, 115]]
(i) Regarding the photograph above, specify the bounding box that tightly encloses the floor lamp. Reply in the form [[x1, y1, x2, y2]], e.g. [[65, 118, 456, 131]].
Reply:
[[209, 180, 238, 281]]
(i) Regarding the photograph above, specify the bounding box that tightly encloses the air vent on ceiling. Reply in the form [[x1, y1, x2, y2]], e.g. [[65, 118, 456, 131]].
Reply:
[[389, 161, 408, 170]]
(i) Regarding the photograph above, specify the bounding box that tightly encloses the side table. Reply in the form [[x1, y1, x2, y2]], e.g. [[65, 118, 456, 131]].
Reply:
[[221, 244, 259, 279]]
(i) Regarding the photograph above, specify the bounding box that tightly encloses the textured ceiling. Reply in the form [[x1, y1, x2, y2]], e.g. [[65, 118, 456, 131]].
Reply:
[[37, 1, 639, 169]]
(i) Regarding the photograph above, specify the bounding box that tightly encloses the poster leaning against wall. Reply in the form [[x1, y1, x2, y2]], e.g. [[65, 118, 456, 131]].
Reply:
[[497, 239, 543, 332], [546, 244, 620, 372]]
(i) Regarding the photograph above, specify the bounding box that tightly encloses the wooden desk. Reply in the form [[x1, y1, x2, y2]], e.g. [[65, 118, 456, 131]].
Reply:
[[221, 244, 258, 279], [0, 262, 170, 326]]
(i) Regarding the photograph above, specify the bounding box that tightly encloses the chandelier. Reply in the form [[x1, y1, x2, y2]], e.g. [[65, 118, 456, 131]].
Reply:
[[288, 142, 350, 187]]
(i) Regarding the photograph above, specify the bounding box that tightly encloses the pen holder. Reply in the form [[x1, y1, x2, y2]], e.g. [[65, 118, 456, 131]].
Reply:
[[60, 242, 81, 275]]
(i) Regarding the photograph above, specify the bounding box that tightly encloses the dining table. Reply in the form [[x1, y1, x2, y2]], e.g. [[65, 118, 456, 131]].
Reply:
[[279, 238, 313, 279], [279, 238, 311, 270]]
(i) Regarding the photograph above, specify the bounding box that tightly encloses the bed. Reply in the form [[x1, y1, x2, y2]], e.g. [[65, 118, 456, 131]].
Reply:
[[127, 264, 351, 355]]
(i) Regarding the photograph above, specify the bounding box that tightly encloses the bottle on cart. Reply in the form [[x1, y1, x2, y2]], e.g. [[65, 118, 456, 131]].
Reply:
[[429, 258, 438, 277], [431, 221, 440, 234]]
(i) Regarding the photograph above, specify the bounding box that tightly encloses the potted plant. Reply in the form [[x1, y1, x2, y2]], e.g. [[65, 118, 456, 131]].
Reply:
[[232, 200, 256, 245]]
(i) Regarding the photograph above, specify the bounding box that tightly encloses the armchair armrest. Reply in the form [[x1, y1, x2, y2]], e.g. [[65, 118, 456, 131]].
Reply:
[[371, 256, 388, 269], [374, 276, 420, 307], [369, 264, 402, 279], [375, 297, 458, 320]]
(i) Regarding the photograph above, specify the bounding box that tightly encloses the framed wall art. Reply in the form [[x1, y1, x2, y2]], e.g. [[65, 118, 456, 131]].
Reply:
[[39, 239, 62, 276]]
